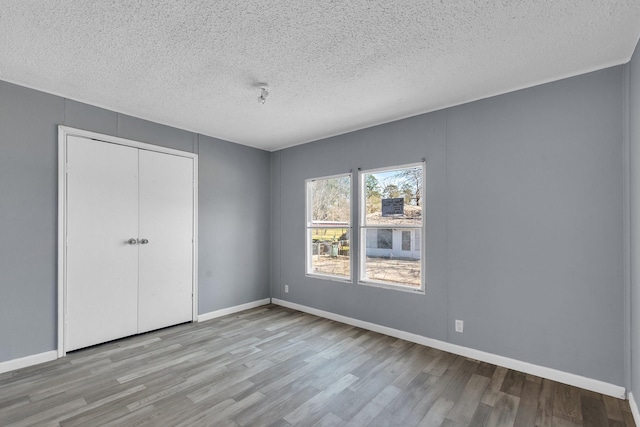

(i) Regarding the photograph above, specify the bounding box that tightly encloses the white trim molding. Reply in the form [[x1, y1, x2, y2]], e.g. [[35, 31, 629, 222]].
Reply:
[[198, 298, 272, 322], [0, 351, 57, 375], [272, 298, 627, 399], [630, 392, 640, 425]]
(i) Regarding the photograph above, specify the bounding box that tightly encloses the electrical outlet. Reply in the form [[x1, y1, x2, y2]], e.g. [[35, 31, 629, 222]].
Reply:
[[284, 285, 289, 293], [455, 319, 464, 333]]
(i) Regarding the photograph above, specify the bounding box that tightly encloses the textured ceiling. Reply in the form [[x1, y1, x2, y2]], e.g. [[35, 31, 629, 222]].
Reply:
[[1, 1, 639, 151]]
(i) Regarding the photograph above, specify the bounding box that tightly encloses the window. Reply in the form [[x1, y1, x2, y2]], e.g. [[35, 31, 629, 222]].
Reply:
[[305, 164, 424, 291], [359, 163, 424, 292], [402, 231, 411, 251], [376, 229, 393, 249], [306, 174, 351, 281]]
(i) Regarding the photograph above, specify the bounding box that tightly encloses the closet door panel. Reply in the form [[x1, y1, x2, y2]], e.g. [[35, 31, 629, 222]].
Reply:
[[138, 150, 193, 333], [66, 136, 139, 351]]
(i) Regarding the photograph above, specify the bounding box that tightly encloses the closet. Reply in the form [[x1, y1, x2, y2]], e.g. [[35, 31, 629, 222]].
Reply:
[[58, 128, 197, 353]]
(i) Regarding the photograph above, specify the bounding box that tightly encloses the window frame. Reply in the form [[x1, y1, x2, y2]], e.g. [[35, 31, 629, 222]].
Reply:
[[358, 162, 425, 293], [305, 172, 353, 283]]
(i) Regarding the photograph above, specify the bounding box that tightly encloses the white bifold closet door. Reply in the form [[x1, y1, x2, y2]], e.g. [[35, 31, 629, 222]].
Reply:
[[65, 136, 193, 351], [138, 150, 193, 333]]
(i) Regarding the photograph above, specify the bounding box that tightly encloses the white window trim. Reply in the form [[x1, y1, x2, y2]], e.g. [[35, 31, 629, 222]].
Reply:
[[305, 172, 353, 283], [358, 162, 425, 294]]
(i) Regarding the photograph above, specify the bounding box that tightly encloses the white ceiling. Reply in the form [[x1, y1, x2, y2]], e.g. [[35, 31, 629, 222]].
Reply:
[[1, 1, 639, 151]]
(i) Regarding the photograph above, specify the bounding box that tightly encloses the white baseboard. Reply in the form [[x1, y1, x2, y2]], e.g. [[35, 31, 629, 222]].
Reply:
[[629, 392, 639, 424], [197, 298, 271, 322], [272, 298, 626, 399], [0, 350, 58, 375]]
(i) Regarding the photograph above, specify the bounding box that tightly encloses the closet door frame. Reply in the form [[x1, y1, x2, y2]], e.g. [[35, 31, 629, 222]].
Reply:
[[57, 126, 199, 358]]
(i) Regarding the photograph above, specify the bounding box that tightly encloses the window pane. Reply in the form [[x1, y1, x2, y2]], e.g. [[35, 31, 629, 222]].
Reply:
[[308, 228, 350, 278], [360, 164, 423, 291], [309, 176, 350, 224], [402, 231, 411, 251], [306, 174, 351, 281], [363, 166, 422, 227], [365, 229, 393, 250], [362, 227, 421, 288], [377, 229, 392, 248]]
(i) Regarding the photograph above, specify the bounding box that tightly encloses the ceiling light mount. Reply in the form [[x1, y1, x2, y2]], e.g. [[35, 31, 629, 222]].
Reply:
[[258, 86, 269, 104]]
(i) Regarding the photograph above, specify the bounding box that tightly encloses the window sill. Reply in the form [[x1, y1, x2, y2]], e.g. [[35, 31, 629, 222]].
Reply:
[[306, 273, 352, 284], [358, 279, 425, 294]]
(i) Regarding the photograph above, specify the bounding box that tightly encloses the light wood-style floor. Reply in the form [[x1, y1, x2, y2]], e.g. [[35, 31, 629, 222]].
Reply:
[[0, 304, 635, 427]]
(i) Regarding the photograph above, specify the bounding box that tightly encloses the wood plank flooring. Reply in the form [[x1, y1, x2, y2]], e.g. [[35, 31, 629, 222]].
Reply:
[[0, 305, 635, 426]]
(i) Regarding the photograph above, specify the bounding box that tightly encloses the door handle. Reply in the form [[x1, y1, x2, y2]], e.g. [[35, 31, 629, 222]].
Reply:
[[139, 238, 149, 245], [127, 238, 138, 245]]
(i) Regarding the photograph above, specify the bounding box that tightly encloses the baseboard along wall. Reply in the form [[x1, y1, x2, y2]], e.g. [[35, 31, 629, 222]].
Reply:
[[629, 393, 640, 425], [271, 298, 627, 400], [0, 350, 57, 375], [197, 298, 271, 322]]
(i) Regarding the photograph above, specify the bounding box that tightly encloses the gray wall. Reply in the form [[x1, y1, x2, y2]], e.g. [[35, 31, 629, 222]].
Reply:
[[271, 66, 626, 386], [0, 81, 271, 363], [198, 134, 271, 312], [629, 39, 640, 401]]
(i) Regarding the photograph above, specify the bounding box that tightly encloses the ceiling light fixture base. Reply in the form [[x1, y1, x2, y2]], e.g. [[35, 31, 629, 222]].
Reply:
[[258, 86, 269, 104]]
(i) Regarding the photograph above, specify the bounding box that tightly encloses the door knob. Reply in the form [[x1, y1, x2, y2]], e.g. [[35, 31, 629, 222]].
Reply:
[[127, 238, 137, 245], [139, 238, 149, 245]]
